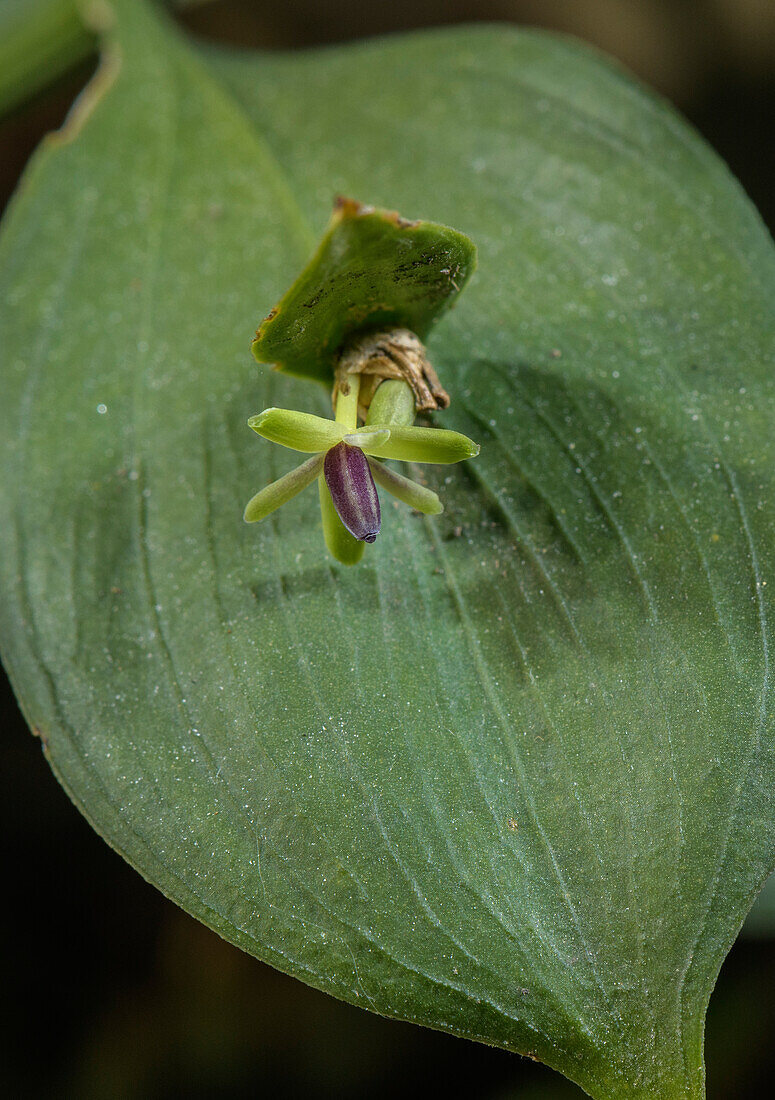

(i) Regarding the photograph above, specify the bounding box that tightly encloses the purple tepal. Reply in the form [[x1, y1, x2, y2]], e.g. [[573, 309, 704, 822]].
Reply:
[[324, 441, 381, 543]]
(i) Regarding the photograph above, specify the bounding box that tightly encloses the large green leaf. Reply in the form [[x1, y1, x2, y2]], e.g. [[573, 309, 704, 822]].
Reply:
[[0, 0, 209, 119], [1, 2, 774, 1097], [0, 0, 92, 117]]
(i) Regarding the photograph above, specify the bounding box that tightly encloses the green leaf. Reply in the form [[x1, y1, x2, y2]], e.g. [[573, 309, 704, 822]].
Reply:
[[0, 0, 208, 118], [252, 197, 477, 386], [1, 2, 774, 1098], [0, 0, 93, 118]]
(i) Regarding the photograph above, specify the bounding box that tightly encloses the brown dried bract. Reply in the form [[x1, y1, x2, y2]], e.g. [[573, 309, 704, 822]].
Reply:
[[335, 327, 450, 416]]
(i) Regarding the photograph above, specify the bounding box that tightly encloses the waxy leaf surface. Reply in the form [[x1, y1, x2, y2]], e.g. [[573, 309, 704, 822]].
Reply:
[[1, 3, 774, 1097]]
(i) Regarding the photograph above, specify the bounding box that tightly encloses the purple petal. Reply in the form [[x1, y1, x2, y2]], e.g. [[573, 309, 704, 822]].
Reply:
[[324, 441, 381, 543]]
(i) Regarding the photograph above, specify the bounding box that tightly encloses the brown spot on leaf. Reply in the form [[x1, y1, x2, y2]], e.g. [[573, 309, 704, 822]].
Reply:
[[32, 726, 50, 752]]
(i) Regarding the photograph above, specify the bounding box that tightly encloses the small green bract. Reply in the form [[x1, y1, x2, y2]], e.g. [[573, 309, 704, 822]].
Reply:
[[251, 197, 477, 386]]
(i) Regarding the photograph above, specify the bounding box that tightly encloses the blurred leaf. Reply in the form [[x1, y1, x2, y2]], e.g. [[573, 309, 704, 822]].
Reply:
[[0, 0, 94, 117], [0, 0, 213, 119], [1, 2, 774, 1098]]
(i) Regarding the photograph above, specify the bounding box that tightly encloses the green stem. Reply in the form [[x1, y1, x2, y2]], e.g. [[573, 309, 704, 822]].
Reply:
[[321, 374, 364, 564], [318, 475, 365, 565], [335, 375, 360, 431], [322, 377, 416, 565]]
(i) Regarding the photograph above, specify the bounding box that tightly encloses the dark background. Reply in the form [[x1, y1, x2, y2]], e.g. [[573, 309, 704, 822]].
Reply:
[[2, 2, 774, 1096]]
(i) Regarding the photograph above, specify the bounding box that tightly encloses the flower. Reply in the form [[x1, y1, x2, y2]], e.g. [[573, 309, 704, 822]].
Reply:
[[243, 405, 479, 563], [243, 200, 480, 565]]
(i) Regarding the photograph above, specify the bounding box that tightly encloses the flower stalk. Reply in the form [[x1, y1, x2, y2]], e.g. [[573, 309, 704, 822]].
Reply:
[[318, 375, 374, 564]]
